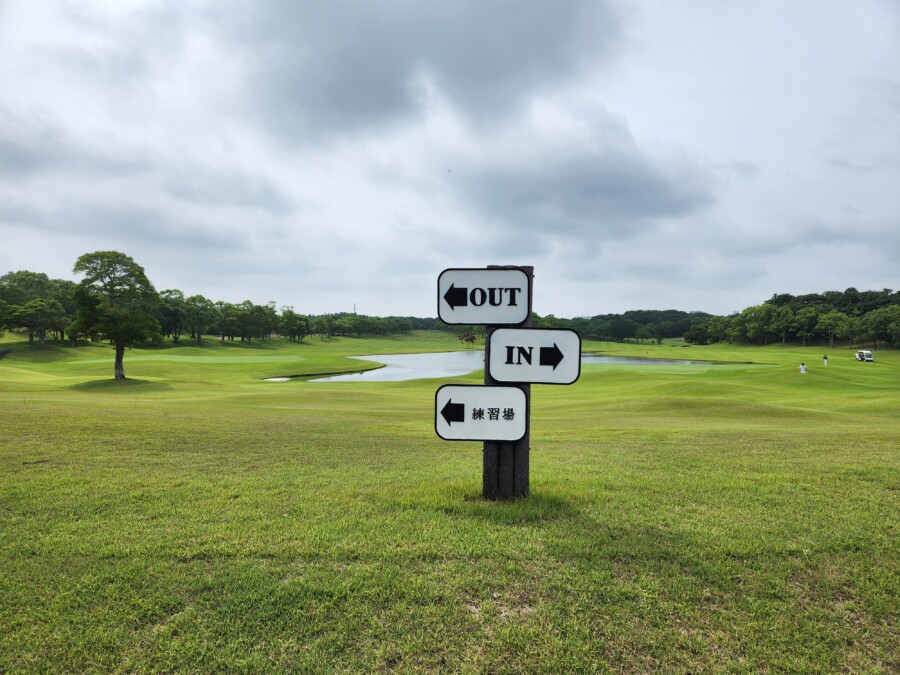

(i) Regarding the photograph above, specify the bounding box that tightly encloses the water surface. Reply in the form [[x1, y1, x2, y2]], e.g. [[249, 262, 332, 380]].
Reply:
[[309, 351, 485, 382], [277, 351, 713, 383]]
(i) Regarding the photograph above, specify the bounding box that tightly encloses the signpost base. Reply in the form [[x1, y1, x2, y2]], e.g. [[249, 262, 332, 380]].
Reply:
[[483, 266, 533, 500], [483, 395, 530, 499]]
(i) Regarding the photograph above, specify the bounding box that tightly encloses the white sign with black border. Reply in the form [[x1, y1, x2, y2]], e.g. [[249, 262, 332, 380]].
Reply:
[[437, 268, 529, 325], [435, 384, 527, 441], [488, 328, 581, 385]]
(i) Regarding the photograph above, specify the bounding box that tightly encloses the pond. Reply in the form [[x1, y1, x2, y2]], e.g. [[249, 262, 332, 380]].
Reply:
[[306, 351, 486, 382], [266, 350, 713, 383]]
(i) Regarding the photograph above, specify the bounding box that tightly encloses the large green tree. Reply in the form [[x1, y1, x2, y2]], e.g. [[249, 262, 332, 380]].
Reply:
[[816, 310, 848, 348], [683, 323, 709, 345], [185, 294, 215, 343], [795, 307, 819, 346], [280, 306, 310, 343], [0, 272, 77, 342], [864, 305, 900, 349], [770, 305, 796, 344], [71, 251, 161, 380], [155, 289, 188, 344], [12, 298, 67, 346], [836, 315, 862, 347], [0, 270, 51, 307]]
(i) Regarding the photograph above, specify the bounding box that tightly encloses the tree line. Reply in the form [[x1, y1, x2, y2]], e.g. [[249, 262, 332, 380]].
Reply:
[[454, 291, 900, 350], [532, 309, 713, 344], [681, 288, 900, 349], [0, 262, 440, 350], [2, 252, 898, 379], [0, 251, 438, 378]]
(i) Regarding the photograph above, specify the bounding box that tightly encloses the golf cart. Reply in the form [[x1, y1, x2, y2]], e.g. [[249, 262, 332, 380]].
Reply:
[[855, 350, 874, 362]]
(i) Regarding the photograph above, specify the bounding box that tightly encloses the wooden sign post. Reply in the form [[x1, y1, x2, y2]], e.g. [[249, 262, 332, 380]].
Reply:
[[482, 265, 532, 499], [436, 265, 577, 500]]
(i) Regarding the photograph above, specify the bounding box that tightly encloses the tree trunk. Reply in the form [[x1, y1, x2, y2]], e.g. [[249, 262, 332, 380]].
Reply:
[[114, 343, 126, 380]]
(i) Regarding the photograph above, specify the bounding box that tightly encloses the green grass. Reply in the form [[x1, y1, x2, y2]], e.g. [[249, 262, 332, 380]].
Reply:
[[1, 332, 897, 672]]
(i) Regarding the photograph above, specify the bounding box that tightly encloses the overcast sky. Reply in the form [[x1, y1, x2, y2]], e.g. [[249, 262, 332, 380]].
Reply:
[[2, 1, 898, 318]]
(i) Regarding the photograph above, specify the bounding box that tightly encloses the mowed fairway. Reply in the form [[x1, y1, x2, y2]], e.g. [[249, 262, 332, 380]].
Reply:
[[1, 332, 897, 672]]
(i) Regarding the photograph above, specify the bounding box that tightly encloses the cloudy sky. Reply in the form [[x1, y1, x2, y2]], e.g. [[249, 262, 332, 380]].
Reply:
[[2, 1, 898, 318]]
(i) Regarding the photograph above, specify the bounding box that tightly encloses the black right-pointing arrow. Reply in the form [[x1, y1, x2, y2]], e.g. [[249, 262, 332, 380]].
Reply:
[[441, 399, 465, 425], [443, 284, 468, 310], [539, 343, 564, 370]]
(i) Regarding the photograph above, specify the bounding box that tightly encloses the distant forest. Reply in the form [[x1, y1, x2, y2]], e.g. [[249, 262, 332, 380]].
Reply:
[[0, 268, 438, 346], [533, 288, 900, 349], [1, 263, 898, 349], [682, 288, 900, 349]]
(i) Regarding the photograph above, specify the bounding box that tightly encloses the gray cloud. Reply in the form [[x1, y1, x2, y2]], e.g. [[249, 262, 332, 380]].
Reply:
[[0, 112, 74, 179], [450, 121, 715, 251], [42, 2, 190, 88], [61, 205, 248, 253], [0, 199, 48, 228], [1, 1, 898, 317], [0, 199, 246, 254], [829, 159, 882, 173], [0, 111, 149, 180], [214, 0, 620, 140], [0, 137, 53, 179], [719, 161, 760, 181], [165, 165, 295, 215], [460, 151, 712, 237], [43, 43, 149, 90]]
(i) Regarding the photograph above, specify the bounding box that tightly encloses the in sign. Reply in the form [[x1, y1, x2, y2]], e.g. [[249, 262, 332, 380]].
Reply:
[[488, 328, 581, 385], [435, 384, 528, 441], [438, 268, 529, 325]]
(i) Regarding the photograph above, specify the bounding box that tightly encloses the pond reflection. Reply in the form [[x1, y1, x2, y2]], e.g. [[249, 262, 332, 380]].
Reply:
[[309, 349, 484, 382], [308, 351, 485, 382]]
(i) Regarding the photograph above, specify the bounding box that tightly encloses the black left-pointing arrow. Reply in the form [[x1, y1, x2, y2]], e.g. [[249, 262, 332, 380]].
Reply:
[[443, 284, 468, 310], [441, 399, 465, 425], [539, 343, 564, 370]]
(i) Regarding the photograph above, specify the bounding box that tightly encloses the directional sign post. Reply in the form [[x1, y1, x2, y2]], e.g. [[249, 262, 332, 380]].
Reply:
[[435, 264, 579, 501], [480, 266, 534, 500], [435, 385, 528, 442], [438, 268, 529, 325], [488, 328, 581, 385]]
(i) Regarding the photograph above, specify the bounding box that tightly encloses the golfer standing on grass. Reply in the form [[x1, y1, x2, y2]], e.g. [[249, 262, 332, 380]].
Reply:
[[800, 362, 807, 374], [823, 354, 828, 366]]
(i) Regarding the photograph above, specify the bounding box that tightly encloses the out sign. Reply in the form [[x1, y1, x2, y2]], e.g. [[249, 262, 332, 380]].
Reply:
[[437, 268, 530, 325]]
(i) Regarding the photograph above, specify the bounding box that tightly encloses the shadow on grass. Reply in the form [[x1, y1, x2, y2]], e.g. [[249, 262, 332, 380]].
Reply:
[[420, 488, 584, 526], [422, 486, 784, 599], [0, 340, 110, 363], [417, 485, 739, 572], [69, 378, 171, 392], [133, 338, 297, 352]]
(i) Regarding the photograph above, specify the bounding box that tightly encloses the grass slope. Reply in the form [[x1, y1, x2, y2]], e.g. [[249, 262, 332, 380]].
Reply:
[[1, 333, 897, 672]]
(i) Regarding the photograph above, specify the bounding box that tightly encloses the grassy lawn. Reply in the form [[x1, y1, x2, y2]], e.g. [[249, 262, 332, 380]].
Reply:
[[1, 332, 897, 672]]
